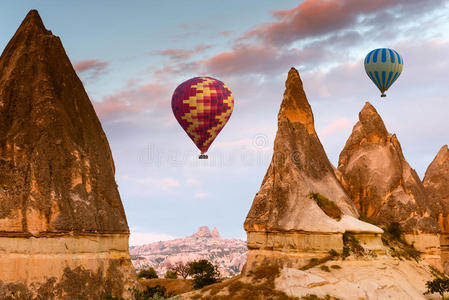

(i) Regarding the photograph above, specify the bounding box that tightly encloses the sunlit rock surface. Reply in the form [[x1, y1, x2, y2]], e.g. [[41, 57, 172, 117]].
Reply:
[[0, 10, 137, 299]]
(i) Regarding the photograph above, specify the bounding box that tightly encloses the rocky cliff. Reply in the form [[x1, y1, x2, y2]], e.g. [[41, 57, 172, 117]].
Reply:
[[338, 102, 440, 265], [424, 145, 449, 232], [423, 145, 449, 272], [0, 10, 137, 299], [244, 68, 381, 270], [130, 226, 246, 277]]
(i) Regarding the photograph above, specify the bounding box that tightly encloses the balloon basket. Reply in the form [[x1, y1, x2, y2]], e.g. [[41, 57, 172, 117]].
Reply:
[[381, 93, 386, 97], [199, 154, 208, 159]]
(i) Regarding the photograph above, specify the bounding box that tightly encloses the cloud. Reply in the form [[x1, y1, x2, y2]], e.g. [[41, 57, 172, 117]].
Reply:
[[219, 31, 233, 36], [129, 231, 175, 246], [242, 0, 444, 46], [151, 44, 211, 60], [93, 80, 171, 123], [319, 118, 352, 137], [73, 59, 109, 80]]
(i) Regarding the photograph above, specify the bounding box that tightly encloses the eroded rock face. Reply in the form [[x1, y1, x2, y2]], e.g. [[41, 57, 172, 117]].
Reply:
[[423, 145, 449, 272], [338, 102, 439, 234], [0, 10, 136, 298], [244, 69, 381, 264], [423, 145, 449, 232]]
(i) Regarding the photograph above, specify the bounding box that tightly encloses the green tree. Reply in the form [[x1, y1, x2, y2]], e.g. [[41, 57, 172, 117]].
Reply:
[[188, 259, 220, 289], [425, 266, 449, 299], [137, 267, 158, 279], [165, 270, 178, 279]]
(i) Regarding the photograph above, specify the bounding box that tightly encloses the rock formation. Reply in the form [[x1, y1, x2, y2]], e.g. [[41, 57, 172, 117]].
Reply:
[[130, 226, 246, 277], [211, 227, 221, 239], [244, 68, 382, 270], [423, 145, 449, 272], [338, 102, 440, 265], [0, 10, 137, 298]]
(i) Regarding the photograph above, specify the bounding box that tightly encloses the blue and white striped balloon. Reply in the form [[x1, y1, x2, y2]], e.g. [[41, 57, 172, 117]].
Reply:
[[364, 48, 403, 97]]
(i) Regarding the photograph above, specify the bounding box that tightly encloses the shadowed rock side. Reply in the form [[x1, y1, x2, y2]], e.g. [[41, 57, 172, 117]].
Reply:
[[424, 145, 449, 231], [244, 68, 381, 269], [338, 102, 439, 233], [0, 10, 137, 298], [338, 102, 440, 266], [423, 145, 449, 272]]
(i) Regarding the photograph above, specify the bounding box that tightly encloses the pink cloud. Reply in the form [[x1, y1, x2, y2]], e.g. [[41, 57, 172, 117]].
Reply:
[[152, 44, 211, 60], [202, 43, 330, 77], [93, 81, 171, 122], [219, 31, 233, 36], [73, 59, 109, 79], [242, 0, 443, 46]]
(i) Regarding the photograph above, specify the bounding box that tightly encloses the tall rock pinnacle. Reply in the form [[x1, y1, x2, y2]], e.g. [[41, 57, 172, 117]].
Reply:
[[0, 9, 127, 234], [0, 10, 136, 298], [424, 145, 449, 231], [244, 69, 381, 269], [338, 102, 439, 234]]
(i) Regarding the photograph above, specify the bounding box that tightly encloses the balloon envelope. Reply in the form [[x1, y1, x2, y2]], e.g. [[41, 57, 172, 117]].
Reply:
[[171, 77, 234, 154], [364, 48, 403, 97]]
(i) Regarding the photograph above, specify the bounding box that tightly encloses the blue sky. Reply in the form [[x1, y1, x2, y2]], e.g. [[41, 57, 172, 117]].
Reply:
[[2, 1, 449, 245]]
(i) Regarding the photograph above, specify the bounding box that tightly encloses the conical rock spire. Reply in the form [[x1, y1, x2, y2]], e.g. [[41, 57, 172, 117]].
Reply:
[[244, 68, 380, 234], [338, 102, 439, 234]]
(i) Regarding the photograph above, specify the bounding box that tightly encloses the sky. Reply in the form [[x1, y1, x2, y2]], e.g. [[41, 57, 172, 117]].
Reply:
[[1, 1, 449, 246]]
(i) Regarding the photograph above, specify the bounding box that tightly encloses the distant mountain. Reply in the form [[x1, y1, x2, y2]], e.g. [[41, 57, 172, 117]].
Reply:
[[129, 226, 247, 277]]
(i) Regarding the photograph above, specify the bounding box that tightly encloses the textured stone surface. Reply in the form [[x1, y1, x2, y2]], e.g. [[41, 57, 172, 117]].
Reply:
[[338, 102, 439, 234], [244, 69, 381, 260], [0, 10, 137, 298], [275, 258, 434, 300], [0, 10, 128, 235], [423, 145, 449, 232], [423, 145, 449, 272]]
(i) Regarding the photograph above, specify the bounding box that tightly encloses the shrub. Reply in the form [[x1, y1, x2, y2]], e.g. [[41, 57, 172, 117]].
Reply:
[[137, 267, 158, 279], [188, 260, 220, 289], [331, 265, 342, 270], [381, 223, 421, 262], [167, 261, 190, 279], [386, 222, 402, 240], [308, 193, 342, 220], [424, 267, 449, 299], [129, 285, 175, 300], [320, 265, 330, 272], [343, 233, 365, 258], [164, 270, 178, 279]]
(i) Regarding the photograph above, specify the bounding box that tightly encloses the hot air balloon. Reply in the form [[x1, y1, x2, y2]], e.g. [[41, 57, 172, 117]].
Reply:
[[364, 48, 403, 97], [171, 77, 234, 159]]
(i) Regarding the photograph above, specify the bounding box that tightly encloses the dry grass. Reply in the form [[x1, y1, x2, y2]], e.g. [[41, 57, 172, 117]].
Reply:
[[188, 264, 299, 300], [308, 193, 342, 220], [300, 250, 339, 271], [139, 278, 193, 295]]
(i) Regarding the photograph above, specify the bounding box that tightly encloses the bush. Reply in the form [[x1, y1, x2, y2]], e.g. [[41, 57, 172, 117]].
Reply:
[[424, 267, 449, 299], [331, 265, 342, 270], [137, 267, 158, 279], [320, 265, 330, 272], [386, 222, 402, 240], [308, 193, 342, 220], [164, 270, 178, 279], [188, 260, 220, 289], [129, 285, 176, 300], [343, 233, 365, 258]]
